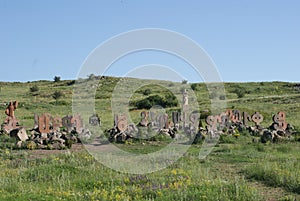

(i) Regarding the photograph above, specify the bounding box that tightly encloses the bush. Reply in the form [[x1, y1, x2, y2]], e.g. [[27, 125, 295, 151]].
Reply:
[[181, 79, 188, 84], [191, 83, 199, 91], [29, 85, 39, 93], [231, 87, 247, 98], [136, 99, 152, 110], [168, 82, 175, 87], [26, 141, 37, 150], [143, 88, 152, 96], [219, 94, 226, 100], [209, 92, 218, 99], [133, 93, 178, 109], [54, 76, 61, 82], [67, 80, 75, 86], [52, 91, 64, 104]]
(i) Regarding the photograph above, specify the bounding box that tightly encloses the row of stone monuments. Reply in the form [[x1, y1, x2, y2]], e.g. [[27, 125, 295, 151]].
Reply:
[[0, 101, 101, 149], [107, 109, 294, 143], [1, 92, 296, 147], [105, 89, 296, 143]]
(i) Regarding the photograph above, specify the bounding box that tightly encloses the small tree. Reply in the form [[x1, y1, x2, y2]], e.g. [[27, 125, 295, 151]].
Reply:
[[181, 79, 188, 84], [52, 91, 63, 104], [54, 76, 61, 82]]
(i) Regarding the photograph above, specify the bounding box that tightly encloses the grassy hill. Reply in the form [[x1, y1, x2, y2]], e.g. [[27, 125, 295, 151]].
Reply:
[[0, 77, 299, 130]]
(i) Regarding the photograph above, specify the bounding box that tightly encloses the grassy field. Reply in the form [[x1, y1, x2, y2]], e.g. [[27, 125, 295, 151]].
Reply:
[[0, 77, 300, 200]]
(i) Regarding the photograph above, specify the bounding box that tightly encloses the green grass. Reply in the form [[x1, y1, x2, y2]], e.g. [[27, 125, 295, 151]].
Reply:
[[0, 144, 263, 201], [1, 137, 300, 200]]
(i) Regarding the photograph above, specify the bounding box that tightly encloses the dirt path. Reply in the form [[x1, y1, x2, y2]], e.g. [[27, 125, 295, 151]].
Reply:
[[215, 163, 300, 201], [27, 143, 85, 159], [226, 94, 300, 103]]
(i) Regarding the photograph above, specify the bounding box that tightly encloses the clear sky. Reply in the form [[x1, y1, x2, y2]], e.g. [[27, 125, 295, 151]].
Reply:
[[0, 0, 299, 83]]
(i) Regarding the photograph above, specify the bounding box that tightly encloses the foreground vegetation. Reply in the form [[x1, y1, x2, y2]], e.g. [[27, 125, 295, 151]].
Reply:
[[0, 134, 300, 200]]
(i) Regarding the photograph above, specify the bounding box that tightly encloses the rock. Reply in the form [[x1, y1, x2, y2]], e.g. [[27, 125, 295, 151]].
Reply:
[[10, 127, 28, 142], [89, 114, 101, 126], [52, 141, 65, 150], [16, 141, 23, 148], [36, 143, 47, 149], [78, 128, 92, 140], [41, 133, 48, 139], [115, 132, 127, 143], [261, 130, 273, 143]]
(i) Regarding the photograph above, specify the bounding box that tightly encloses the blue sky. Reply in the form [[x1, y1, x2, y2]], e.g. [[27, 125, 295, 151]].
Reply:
[[0, 0, 299, 83]]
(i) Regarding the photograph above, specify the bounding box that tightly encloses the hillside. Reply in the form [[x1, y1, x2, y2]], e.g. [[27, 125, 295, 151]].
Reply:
[[0, 77, 299, 130]]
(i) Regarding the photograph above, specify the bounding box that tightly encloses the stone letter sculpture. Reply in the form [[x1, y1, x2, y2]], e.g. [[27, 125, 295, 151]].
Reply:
[[3, 101, 19, 133]]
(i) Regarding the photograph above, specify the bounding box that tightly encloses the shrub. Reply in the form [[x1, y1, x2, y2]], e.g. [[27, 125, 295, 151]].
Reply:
[[29, 85, 39, 93], [26, 141, 37, 150], [133, 93, 178, 109], [67, 80, 75, 86], [209, 92, 218, 99], [182, 79, 188, 84], [236, 89, 246, 98], [191, 83, 200, 91], [231, 87, 247, 98], [143, 88, 152, 96], [168, 82, 175, 87], [54, 76, 61, 82], [219, 94, 226, 100], [52, 91, 64, 104], [136, 99, 152, 110]]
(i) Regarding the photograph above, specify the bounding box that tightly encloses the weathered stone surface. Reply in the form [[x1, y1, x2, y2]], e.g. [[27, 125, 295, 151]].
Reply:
[[16, 141, 23, 148], [220, 113, 229, 129], [3, 117, 19, 133], [62, 115, 73, 132], [205, 115, 220, 131], [5, 101, 18, 118], [139, 111, 149, 127], [77, 128, 92, 140], [10, 127, 28, 142], [189, 112, 200, 126], [172, 111, 181, 125], [242, 112, 252, 126], [273, 111, 287, 131], [2, 101, 20, 133], [41, 133, 48, 139], [158, 114, 168, 129], [182, 89, 189, 125], [17, 128, 29, 141], [34, 113, 39, 129], [89, 114, 101, 126], [252, 112, 263, 125], [52, 117, 62, 131], [38, 113, 51, 133], [115, 132, 127, 143], [115, 114, 128, 132], [231, 110, 241, 123], [72, 114, 83, 131]]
